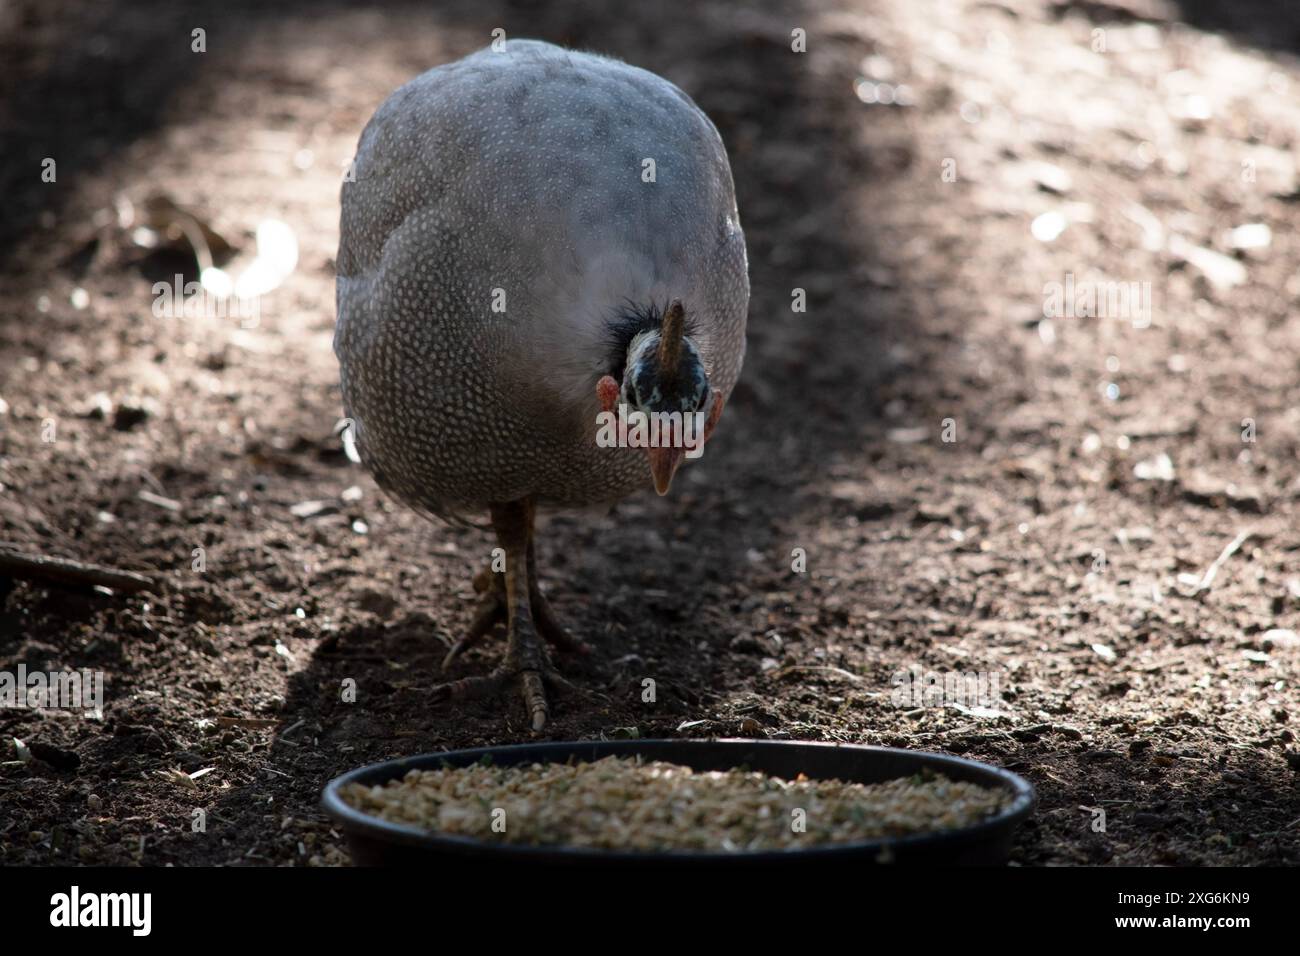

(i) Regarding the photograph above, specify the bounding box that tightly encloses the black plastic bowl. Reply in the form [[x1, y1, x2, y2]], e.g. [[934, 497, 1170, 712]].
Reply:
[[322, 739, 1034, 866]]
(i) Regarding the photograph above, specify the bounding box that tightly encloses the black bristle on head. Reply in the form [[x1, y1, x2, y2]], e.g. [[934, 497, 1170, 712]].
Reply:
[[605, 299, 696, 382]]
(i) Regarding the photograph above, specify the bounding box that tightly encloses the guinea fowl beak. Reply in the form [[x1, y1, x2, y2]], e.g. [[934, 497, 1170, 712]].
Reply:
[[647, 445, 685, 495]]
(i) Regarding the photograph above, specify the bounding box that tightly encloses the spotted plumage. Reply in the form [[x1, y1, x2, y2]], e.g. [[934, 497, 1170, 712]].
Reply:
[[335, 39, 748, 518], [333, 40, 749, 729]]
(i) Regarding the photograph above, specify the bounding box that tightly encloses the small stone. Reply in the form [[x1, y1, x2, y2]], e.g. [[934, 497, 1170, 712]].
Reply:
[[112, 399, 150, 431], [356, 588, 398, 618], [1031, 211, 1067, 242], [173, 750, 206, 772], [27, 741, 81, 771], [1225, 223, 1271, 251], [1262, 628, 1299, 649], [1180, 471, 1264, 512], [886, 425, 928, 444], [728, 634, 766, 656], [1028, 161, 1072, 195], [290, 499, 337, 519], [81, 392, 113, 420], [1134, 453, 1174, 482], [1090, 643, 1117, 663]]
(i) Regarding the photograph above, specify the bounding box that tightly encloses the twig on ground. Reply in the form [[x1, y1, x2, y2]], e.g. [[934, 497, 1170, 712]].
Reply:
[[1195, 529, 1252, 596], [772, 664, 876, 689], [0, 547, 156, 594], [136, 489, 181, 512]]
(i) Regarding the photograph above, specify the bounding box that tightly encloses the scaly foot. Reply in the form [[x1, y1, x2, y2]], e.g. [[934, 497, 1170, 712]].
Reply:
[[441, 559, 591, 670], [431, 500, 592, 731]]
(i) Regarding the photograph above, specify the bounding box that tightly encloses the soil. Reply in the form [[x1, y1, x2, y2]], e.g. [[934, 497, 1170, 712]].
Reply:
[[1, 0, 1298, 866]]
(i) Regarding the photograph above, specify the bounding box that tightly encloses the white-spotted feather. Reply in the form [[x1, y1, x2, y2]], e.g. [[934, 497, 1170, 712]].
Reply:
[[335, 40, 748, 517]]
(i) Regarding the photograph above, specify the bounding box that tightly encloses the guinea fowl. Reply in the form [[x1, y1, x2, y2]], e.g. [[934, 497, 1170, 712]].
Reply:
[[334, 40, 749, 730]]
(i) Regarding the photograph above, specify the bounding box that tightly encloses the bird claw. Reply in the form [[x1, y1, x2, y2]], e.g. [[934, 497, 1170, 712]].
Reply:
[[440, 589, 505, 670], [431, 659, 580, 732], [532, 589, 592, 657], [434, 559, 594, 731], [442, 564, 589, 672], [520, 670, 549, 731], [433, 504, 598, 731], [541, 664, 609, 704], [430, 669, 509, 704]]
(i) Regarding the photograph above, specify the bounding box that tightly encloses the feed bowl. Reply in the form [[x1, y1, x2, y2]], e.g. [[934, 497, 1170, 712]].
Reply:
[[322, 738, 1034, 866]]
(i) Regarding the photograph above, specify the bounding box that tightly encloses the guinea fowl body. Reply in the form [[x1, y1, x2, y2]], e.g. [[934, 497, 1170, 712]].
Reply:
[[335, 40, 749, 518]]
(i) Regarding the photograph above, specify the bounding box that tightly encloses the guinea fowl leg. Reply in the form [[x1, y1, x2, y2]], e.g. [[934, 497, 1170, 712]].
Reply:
[[525, 536, 592, 657], [441, 544, 590, 670], [432, 499, 581, 731], [440, 566, 506, 665]]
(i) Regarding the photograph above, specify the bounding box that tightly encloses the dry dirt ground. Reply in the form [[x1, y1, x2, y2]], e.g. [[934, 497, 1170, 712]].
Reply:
[[2, 0, 1299, 866]]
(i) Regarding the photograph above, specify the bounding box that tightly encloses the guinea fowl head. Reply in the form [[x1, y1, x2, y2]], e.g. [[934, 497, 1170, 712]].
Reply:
[[598, 299, 713, 496]]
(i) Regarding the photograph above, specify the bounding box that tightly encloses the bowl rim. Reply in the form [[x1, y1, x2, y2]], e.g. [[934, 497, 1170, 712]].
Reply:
[[321, 738, 1036, 863]]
